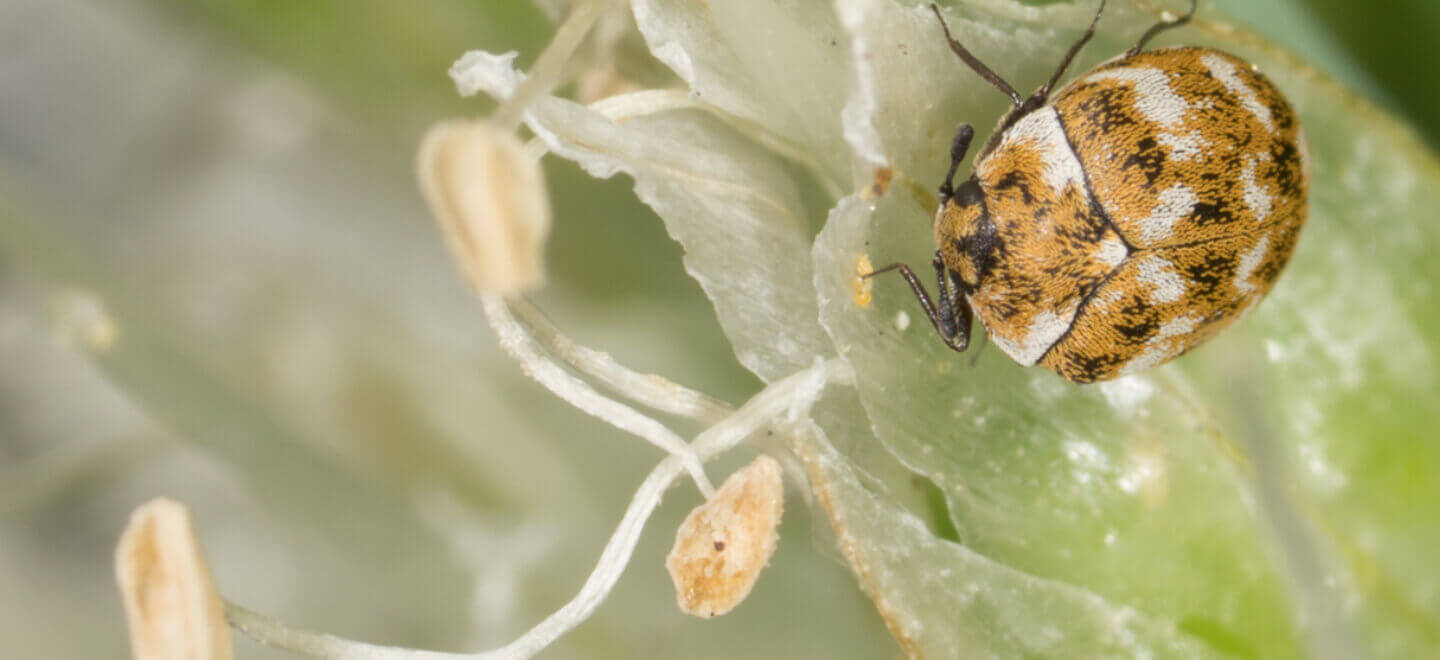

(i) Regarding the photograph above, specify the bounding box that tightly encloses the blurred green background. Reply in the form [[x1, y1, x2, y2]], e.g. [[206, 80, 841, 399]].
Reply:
[[0, 0, 1433, 658]]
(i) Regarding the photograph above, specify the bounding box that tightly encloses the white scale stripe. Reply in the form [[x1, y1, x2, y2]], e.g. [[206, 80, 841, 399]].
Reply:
[[1084, 67, 1189, 129], [1201, 53, 1275, 132]]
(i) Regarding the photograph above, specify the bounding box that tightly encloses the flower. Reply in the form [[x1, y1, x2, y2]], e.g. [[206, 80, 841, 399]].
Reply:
[[447, 0, 1440, 656], [40, 0, 1437, 656]]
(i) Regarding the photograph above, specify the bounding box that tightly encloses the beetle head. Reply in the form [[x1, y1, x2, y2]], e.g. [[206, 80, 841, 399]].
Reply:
[[934, 177, 999, 289]]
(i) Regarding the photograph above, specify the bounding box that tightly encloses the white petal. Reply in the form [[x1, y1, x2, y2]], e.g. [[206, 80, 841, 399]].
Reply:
[[523, 93, 832, 381], [629, 0, 851, 187]]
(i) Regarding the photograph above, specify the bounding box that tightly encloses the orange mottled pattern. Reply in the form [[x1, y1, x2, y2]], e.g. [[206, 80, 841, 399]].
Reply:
[[1041, 223, 1302, 381], [1043, 47, 1305, 382], [1052, 47, 1306, 250], [937, 46, 1307, 383], [956, 107, 1124, 367]]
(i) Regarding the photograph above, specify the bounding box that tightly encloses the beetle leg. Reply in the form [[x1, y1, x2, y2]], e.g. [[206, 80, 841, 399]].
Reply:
[[938, 124, 975, 205], [930, 256, 957, 339], [953, 299, 975, 354], [1127, 0, 1197, 56], [862, 261, 969, 352], [932, 255, 972, 352]]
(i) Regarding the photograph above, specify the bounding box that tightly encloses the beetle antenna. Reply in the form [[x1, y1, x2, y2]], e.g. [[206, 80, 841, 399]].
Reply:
[[930, 3, 1022, 106], [938, 124, 975, 205], [1127, 0, 1198, 56], [1035, 0, 1106, 103]]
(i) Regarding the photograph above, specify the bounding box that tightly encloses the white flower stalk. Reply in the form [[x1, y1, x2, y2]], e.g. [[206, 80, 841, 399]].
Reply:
[[487, 0, 612, 132], [225, 359, 844, 660], [480, 293, 716, 497], [417, 120, 550, 296], [460, 357, 840, 658], [508, 297, 734, 424], [115, 498, 233, 660]]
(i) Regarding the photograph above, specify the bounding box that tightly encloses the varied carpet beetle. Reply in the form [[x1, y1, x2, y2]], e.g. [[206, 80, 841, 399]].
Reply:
[[869, 0, 1307, 383]]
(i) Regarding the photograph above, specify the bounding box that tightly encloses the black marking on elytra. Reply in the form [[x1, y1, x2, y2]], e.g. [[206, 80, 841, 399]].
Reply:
[[1055, 198, 1111, 243], [1274, 101, 1296, 132], [1183, 251, 1237, 292], [1254, 226, 1299, 283], [1057, 349, 1124, 383], [1269, 139, 1303, 196], [1119, 292, 1153, 317], [1190, 201, 1238, 229], [1070, 85, 1142, 136], [1123, 136, 1166, 187], [1255, 256, 1287, 288], [1115, 313, 1160, 341]]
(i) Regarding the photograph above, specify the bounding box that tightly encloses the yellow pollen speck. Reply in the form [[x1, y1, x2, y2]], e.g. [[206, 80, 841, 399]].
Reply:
[[854, 254, 875, 308]]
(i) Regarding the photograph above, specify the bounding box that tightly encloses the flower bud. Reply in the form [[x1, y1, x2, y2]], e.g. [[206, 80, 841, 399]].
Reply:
[[115, 498, 233, 660], [666, 455, 784, 618], [418, 120, 551, 295]]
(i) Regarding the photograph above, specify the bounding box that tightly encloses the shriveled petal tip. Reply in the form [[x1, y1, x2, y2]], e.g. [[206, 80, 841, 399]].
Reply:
[[115, 498, 233, 660], [418, 120, 551, 296], [450, 50, 524, 100], [666, 455, 784, 618]]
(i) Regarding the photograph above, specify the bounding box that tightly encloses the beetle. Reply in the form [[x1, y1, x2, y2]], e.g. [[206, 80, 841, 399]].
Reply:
[[867, 0, 1308, 383]]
